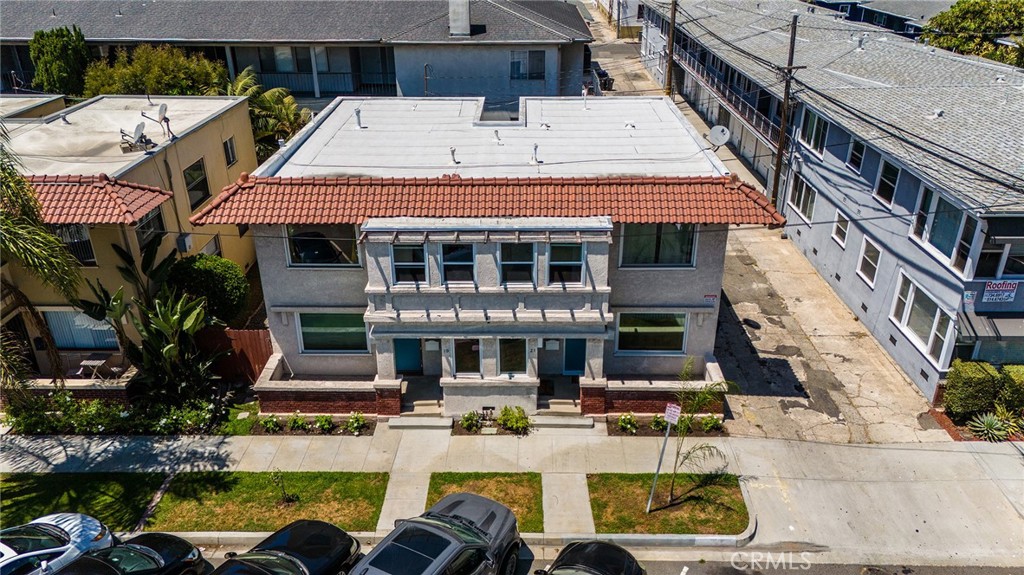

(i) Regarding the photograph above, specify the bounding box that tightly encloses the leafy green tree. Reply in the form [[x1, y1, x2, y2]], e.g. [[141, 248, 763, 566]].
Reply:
[[28, 25, 90, 95], [923, 0, 1024, 66], [83, 44, 228, 97], [168, 253, 250, 322]]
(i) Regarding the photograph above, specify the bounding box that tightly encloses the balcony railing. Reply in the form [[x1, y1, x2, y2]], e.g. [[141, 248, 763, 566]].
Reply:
[[673, 49, 782, 145], [255, 71, 397, 96]]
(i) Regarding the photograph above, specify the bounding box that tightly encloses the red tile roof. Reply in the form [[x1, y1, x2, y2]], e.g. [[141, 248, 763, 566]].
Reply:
[[190, 174, 784, 227], [28, 174, 173, 225]]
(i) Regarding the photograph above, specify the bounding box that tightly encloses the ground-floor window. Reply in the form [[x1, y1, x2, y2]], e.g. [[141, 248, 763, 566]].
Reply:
[[890, 273, 951, 362], [298, 313, 367, 353], [44, 311, 117, 350], [616, 312, 687, 354], [453, 339, 481, 375], [499, 339, 527, 374]]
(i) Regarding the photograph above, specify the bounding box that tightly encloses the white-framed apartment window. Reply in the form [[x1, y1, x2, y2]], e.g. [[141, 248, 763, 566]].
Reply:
[[873, 13, 887, 26], [183, 158, 210, 210], [976, 242, 1024, 278], [135, 206, 165, 249], [287, 224, 359, 266], [223, 137, 238, 167], [832, 211, 850, 248], [616, 312, 688, 354], [510, 50, 545, 80], [548, 243, 585, 285], [799, 108, 828, 155], [452, 338, 481, 375], [839, 4, 851, 14], [499, 243, 535, 284], [847, 139, 865, 173], [297, 312, 368, 353], [43, 310, 118, 350], [50, 223, 96, 266], [911, 186, 978, 274], [620, 223, 696, 267], [890, 273, 953, 363], [873, 160, 900, 205], [392, 244, 428, 284], [789, 177, 817, 221], [498, 338, 528, 374], [857, 237, 882, 287], [441, 244, 475, 284]]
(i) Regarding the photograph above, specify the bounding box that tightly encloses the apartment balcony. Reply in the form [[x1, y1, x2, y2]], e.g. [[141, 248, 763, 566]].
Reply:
[[255, 71, 397, 97], [672, 49, 782, 145]]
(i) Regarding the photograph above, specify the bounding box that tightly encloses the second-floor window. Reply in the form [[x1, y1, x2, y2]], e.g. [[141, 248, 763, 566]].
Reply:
[[912, 187, 978, 273], [135, 207, 166, 249], [183, 158, 210, 209], [620, 224, 696, 267], [891, 273, 951, 363], [549, 244, 584, 285], [789, 177, 817, 221], [50, 224, 95, 266], [874, 160, 900, 205], [223, 137, 237, 167], [441, 244, 474, 284], [858, 237, 882, 287], [832, 211, 849, 247], [287, 224, 358, 266], [847, 139, 865, 173], [977, 242, 1024, 278], [800, 109, 828, 155], [510, 50, 545, 80], [393, 244, 427, 284], [499, 243, 535, 284]]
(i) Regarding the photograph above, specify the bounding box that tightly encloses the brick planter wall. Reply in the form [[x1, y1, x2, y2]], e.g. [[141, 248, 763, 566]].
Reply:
[[376, 387, 401, 416], [580, 385, 607, 415], [258, 389, 378, 414]]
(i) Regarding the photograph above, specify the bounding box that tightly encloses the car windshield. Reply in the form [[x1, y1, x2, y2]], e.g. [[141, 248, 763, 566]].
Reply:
[[368, 525, 452, 575], [0, 525, 68, 554], [90, 547, 161, 573], [414, 517, 486, 545], [234, 553, 305, 575]]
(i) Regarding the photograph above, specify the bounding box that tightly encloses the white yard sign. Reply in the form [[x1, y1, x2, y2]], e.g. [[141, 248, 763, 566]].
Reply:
[[664, 403, 681, 425]]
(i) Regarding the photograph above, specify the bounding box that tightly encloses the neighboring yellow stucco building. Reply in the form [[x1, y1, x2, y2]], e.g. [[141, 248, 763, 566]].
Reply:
[[2, 95, 257, 377]]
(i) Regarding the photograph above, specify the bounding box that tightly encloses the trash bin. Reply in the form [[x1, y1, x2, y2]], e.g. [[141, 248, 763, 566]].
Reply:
[[600, 77, 614, 91]]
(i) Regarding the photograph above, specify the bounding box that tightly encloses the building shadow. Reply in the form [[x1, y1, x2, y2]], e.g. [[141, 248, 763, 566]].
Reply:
[[714, 292, 804, 398]]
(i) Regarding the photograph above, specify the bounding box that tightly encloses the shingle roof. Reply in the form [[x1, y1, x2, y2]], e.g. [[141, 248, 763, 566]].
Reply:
[[859, 1, 953, 22], [189, 174, 785, 227], [0, 0, 591, 44], [28, 174, 173, 225], [643, 0, 1024, 213]]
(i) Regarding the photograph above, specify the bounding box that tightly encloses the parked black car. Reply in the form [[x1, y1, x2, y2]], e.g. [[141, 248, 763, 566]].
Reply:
[[212, 520, 360, 575], [351, 493, 521, 575], [535, 541, 646, 575], [57, 533, 202, 575]]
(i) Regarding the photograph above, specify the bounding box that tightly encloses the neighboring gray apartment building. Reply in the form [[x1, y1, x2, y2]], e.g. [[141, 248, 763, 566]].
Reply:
[[0, 0, 592, 106], [191, 96, 784, 417], [639, 0, 1024, 401]]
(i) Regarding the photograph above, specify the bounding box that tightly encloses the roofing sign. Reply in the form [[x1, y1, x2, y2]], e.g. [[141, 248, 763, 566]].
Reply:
[[982, 280, 1020, 303]]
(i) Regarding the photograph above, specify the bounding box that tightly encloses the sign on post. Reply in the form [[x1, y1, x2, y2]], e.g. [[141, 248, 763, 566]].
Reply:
[[646, 403, 681, 513]]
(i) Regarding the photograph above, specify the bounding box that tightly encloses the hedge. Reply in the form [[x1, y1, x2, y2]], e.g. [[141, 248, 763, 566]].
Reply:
[[168, 254, 249, 322], [943, 360, 1002, 421], [998, 365, 1024, 411]]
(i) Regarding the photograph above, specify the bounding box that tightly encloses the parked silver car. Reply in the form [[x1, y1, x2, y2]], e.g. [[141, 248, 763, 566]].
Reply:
[[352, 493, 521, 575], [0, 513, 115, 575]]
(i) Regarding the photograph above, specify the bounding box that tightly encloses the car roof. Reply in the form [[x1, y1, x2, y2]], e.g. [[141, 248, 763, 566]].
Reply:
[[54, 555, 121, 575], [352, 521, 458, 575]]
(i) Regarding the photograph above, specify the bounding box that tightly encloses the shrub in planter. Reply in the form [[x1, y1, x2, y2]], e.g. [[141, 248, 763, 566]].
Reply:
[[168, 253, 250, 322], [701, 415, 723, 433], [345, 412, 367, 435], [998, 365, 1024, 412], [943, 360, 1002, 421], [967, 412, 1008, 442], [460, 410, 482, 433], [617, 412, 639, 435], [260, 415, 282, 433], [313, 415, 334, 434], [287, 411, 309, 432], [496, 405, 531, 435], [650, 414, 669, 432]]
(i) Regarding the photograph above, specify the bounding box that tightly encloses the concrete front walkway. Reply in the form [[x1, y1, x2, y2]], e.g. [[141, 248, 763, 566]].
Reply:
[[3, 430, 1021, 566]]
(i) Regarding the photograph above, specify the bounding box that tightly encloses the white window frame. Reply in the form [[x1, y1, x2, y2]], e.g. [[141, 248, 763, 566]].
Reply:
[[873, 159, 901, 207], [440, 244, 476, 285], [889, 272, 954, 365], [799, 108, 829, 156], [295, 311, 370, 355], [788, 176, 817, 222], [183, 157, 211, 210], [498, 338, 528, 375], [910, 184, 979, 275], [548, 243, 587, 286], [498, 243, 536, 285], [614, 312, 689, 356], [452, 338, 482, 376], [617, 223, 698, 269], [50, 223, 97, 267], [392, 244, 429, 285], [832, 210, 850, 248], [846, 139, 865, 174], [857, 237, 882, 288], [284, 224, 362, 268], [839, 4, 851, 14], [873, 12, 887, 26]]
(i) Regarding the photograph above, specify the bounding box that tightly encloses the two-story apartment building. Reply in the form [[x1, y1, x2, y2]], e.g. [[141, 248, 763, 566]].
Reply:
[[190, 96, 784, 417], [2, 95, 258, 377], [814, 1, 953, 37], [0, 0, 593, 106], [638, 0, 1024, 400]]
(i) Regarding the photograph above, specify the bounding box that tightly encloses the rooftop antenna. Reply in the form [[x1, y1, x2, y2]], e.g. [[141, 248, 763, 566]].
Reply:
[[146, 93, 155, 106], [449, 146, 459, 165], [50, 8, 55, 16], [705, 125, 730, 150], [624, 121, 636, 129], [163, 117, 176, 139], [539, 122, 551, 130], [120, 121, 154, 152], [582, 85, 588, 110]]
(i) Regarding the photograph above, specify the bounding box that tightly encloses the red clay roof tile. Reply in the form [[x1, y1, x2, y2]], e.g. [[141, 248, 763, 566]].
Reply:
[[27, 174, 173, 225]]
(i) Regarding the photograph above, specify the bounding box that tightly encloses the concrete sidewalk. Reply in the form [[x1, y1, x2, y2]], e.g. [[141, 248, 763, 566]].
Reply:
[[3, 431, 1022, 566]]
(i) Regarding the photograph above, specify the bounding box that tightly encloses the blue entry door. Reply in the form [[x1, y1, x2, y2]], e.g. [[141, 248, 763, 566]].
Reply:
[[563, 339, 587, 376], [394, 339, 423, 374]]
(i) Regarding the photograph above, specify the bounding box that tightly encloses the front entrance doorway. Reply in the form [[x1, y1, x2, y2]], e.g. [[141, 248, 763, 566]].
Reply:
[[394, 338, 422, 375], [563, 338, 586, 376]]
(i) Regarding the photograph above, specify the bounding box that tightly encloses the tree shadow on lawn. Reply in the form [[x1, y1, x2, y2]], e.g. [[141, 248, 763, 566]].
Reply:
[[650, 469, 742, 515]]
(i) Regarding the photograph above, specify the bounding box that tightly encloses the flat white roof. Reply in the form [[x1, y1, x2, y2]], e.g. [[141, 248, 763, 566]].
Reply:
[[261, 97, 729, 178], [0, 94, 63, 118], [7, 95, 246, 177]]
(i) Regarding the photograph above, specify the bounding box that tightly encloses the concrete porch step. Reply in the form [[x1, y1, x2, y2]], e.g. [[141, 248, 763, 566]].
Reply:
[[531, 415, 594, 428], [387, 416, 454, 430]]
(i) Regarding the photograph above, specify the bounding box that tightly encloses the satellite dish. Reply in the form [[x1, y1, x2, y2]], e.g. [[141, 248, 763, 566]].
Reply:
[[157, 103, 167, 122], [132, 122, 145, 143], [708, 125, 730, 147]]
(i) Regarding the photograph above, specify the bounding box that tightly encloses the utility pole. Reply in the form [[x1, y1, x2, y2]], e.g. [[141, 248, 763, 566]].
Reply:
[[663, 0, 678, 95], [769, 14, 801, 206]]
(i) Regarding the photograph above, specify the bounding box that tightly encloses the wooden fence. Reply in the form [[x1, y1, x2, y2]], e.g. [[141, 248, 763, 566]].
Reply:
[[196, 328, 272, 383]]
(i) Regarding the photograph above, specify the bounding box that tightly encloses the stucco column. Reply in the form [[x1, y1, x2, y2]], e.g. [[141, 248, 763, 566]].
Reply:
[[375, 337, 396, 379], [225, 47, 236, 80], [584, 337, 605, 380], [309, 46, 321, 98]]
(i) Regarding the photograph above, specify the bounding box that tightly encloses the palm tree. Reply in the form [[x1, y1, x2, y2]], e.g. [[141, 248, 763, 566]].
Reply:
[[1, 124, 82, 381]]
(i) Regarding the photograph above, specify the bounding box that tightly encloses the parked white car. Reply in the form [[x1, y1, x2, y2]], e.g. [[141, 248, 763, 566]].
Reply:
[[0, 513, 114, 575]]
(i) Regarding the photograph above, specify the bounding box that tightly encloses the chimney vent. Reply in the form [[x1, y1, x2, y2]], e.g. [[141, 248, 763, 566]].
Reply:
[[449, 0, 470, 37]]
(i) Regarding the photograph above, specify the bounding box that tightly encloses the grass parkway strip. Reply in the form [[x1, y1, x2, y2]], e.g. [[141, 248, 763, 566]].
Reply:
[[426, 472, 544, 533]]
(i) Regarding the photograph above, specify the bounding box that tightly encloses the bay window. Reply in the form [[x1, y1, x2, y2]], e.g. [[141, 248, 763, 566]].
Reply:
[[890, 274, 952, 362], [620, 224, 695, 267], [912, 187, 978, 273]]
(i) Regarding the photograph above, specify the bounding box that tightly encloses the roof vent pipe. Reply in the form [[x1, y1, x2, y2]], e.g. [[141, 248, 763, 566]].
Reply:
[[582, 85, 588, 110], [530, 143, 540, 165], [450, 146, 459, 165], [857, 37, 865, 50], [355, 108, 366, 129], [449, 0, 470, 37]]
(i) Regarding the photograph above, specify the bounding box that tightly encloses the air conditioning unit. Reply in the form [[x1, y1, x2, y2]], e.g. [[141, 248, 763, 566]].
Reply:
[[176, 233, 193, 252]]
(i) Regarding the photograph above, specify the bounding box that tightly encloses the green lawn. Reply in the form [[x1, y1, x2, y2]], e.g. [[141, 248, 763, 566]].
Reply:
[[215, 401, 260, 435], [588, 473, 748, 534], [0, 473, 165, 531], [148, 472, 389, 532], [426, 472, 543, 533]]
